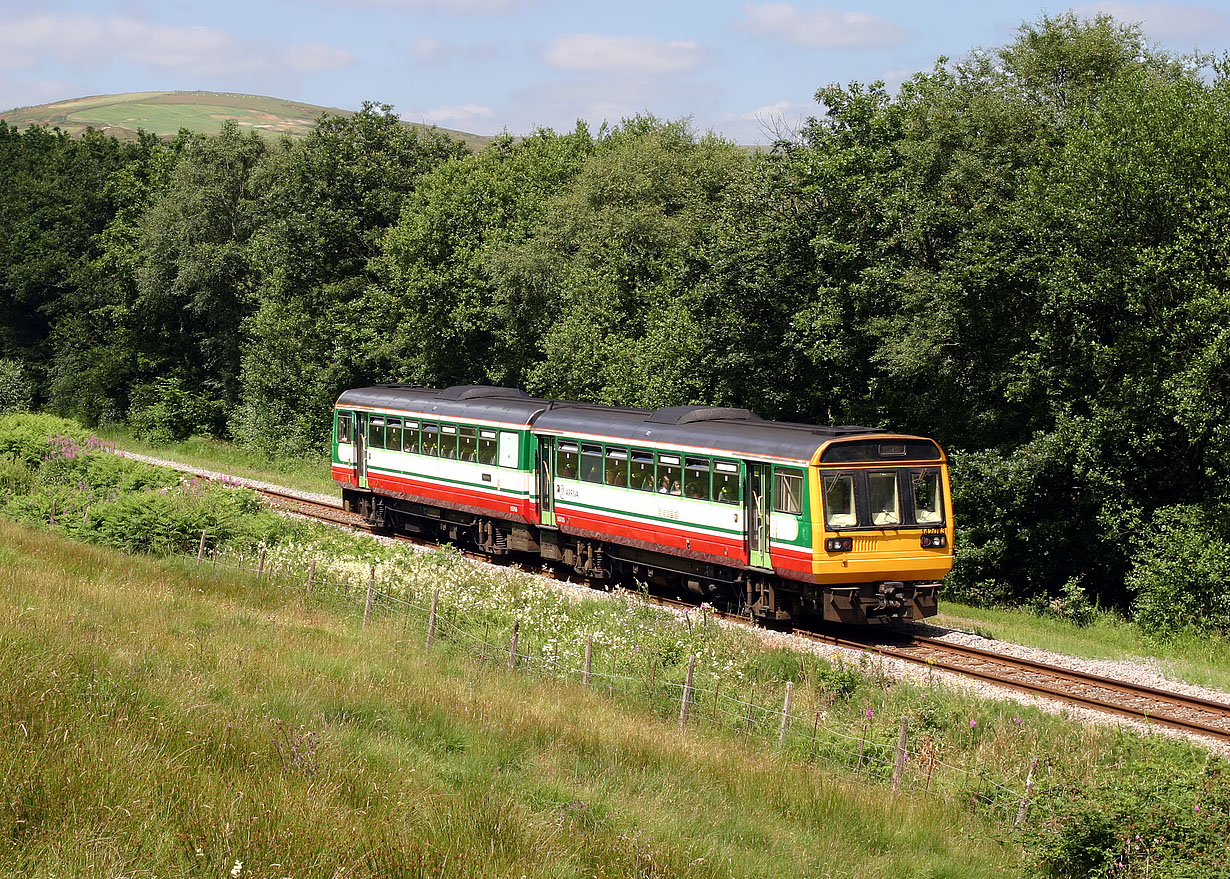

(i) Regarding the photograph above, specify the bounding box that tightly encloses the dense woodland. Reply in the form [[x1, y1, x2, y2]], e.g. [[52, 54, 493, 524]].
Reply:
[[2, 14, 1228, 636]]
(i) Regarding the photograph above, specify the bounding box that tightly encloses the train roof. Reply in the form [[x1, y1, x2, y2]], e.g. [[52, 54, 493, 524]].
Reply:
[[530, 402, 887, 462], [336, 384, 940, 464], [336, 385, 551, 424]]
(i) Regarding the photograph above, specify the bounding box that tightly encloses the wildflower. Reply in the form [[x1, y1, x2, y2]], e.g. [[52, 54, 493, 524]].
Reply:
[[970, 719, 977, 728], [866, 709, 873, 719], [231, 860, 243, 876]]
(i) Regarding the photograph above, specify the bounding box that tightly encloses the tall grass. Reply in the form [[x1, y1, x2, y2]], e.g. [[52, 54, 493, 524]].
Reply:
[[0, 519, 1013, 878]]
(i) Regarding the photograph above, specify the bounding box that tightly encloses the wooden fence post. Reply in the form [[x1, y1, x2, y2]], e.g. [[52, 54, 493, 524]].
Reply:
[[779, 681, 794, 746], [1016, 757, 1039, 826], [196, 530, 207, 565], [892, 715, 910, 790], [679, 654, 697, 729], [363, 565, 375, 628], [257, 547, 267, 577], [306, 560, 316, 597], [426, 588, 439, 648], [583, 634, 593, 686], [507, 620, 520, 670]]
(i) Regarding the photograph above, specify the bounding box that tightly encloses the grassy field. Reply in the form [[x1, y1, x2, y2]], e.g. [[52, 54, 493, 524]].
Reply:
[[0, 518, 1014, 878], [0, 91, 497, 151]]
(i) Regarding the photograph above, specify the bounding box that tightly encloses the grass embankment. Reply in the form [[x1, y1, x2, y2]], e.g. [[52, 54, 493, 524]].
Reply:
[[99, 424, 1230, 692], [93, 426, 336, 496], [0, 519, 1010, 878]]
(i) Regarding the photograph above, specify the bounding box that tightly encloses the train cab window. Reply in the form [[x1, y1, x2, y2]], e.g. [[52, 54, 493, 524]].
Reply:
[[368, 417, 385, 448], [557, 442, 579, 479], [421, 422, 440, 456], [440, 425, 458, 459], [580, 444, 603, 483], [824, 474, 856, 528], [605, 447, 629, 487], [478, 430, 498, 466], [386, 418, 402, 452], [912, 470, 943, 524], [773, 468, 804, 515], [458, 426, 478, 462], [657, 455, 682, 495], [868, 472, 901, 526], [403, 421, 420, 454], [713, 461, 740, 504], [630, 450, 655, 491], [336, 412, 352, 444], [684, 457, 710, 500]]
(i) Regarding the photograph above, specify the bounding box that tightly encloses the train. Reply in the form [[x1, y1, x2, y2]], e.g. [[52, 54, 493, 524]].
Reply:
[[331, 385, 954, 625]]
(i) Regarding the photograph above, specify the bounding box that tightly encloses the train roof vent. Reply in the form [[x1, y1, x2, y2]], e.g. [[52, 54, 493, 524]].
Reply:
[[436, 384, 531, 401], [646, 406, 762, 425]]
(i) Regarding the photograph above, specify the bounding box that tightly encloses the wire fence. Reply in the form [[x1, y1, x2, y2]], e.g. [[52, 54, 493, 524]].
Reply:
[[181, 535, 1036, 823]]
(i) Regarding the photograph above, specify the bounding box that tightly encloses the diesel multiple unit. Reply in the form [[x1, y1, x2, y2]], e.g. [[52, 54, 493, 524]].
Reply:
[[332, 385, 954, 624]]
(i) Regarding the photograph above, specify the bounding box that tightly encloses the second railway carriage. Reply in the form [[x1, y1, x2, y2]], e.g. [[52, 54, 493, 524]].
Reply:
[[332, 384, 954, 625]]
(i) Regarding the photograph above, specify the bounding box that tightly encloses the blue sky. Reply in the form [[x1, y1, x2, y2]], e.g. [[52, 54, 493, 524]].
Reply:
[[2, 1, 1229, 143]]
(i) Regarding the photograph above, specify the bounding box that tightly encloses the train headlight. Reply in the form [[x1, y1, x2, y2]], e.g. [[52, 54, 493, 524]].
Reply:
[[825, 537, 854, 552], [920, 533, 947, 548]]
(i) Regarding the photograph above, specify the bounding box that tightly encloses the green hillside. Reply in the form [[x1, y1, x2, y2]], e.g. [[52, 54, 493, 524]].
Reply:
[[0, 90, 496, 150]]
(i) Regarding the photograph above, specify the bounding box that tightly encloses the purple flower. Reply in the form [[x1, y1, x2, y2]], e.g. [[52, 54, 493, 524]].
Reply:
[[970, 719, 978, 728]]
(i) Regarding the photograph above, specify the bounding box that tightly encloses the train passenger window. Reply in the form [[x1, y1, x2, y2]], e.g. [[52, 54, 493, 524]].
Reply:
[[713, 460, 739, 504], [498, 432, 519, 468], [630, 450, 655, 491], [912, 470, 943, 524], [868, 472, 901, 526], [421, 422, 439, 456], [478, 430, 498, 466], [773, 468, 804, 515], [605, 447, 628, 487], [684, 458, 710, 500], [459, 426, 478, 462], [580, 444, 603, 483], [657, 455, 682, 495], [368, 417, 385, 448], [824, 474, 856, 528], [386, 417, 402, 453], [403, 421, 420, 454], [336, 412, 352, 444], [440, 424, 458, 459], [557, 442, 579, 479]]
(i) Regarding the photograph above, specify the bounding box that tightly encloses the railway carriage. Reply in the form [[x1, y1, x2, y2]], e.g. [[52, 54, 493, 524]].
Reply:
[[332, 385, 954, 625]]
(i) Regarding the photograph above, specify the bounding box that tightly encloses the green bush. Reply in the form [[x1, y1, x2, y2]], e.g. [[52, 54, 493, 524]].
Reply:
[[0, 359, 33, 414], [1127, 505, 1230, 639], [128, 377, 228, 445], [0, 414, 88, 465]]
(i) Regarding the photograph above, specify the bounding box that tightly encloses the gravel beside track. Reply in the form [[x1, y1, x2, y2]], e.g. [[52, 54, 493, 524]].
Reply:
[[117, 448, 1230, 754]]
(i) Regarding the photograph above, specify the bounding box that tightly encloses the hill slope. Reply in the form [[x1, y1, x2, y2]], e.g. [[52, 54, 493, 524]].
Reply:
[[0, 90, 496, 151]]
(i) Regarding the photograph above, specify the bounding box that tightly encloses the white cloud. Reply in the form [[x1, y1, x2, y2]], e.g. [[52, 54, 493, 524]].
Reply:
[[410, 103, 497, 127], [739, 3, 906, 48], [544, 34, 704, 75], [1075, 2, 1230, 40], [0, 13, 352, 76]]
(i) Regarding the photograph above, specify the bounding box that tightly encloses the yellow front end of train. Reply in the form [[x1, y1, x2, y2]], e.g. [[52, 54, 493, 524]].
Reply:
[[806, 437, 954, 623]]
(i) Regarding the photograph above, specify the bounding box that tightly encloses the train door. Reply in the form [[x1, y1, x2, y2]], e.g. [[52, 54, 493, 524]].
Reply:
[[538, 436, 557, 528], [746, 462, 771, 569], [356, 413, 369, 489]]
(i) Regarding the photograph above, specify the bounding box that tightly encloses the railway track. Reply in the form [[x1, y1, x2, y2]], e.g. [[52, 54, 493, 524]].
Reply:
[[245, 477, 1230, 745]]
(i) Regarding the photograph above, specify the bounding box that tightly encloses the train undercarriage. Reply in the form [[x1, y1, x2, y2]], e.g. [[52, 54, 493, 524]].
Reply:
[[342, 487, 937, 627]]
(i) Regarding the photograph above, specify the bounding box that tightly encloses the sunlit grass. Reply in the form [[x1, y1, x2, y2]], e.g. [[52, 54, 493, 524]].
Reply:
[[92, 426, 336, 496], [1, 519, 1015, 878]]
